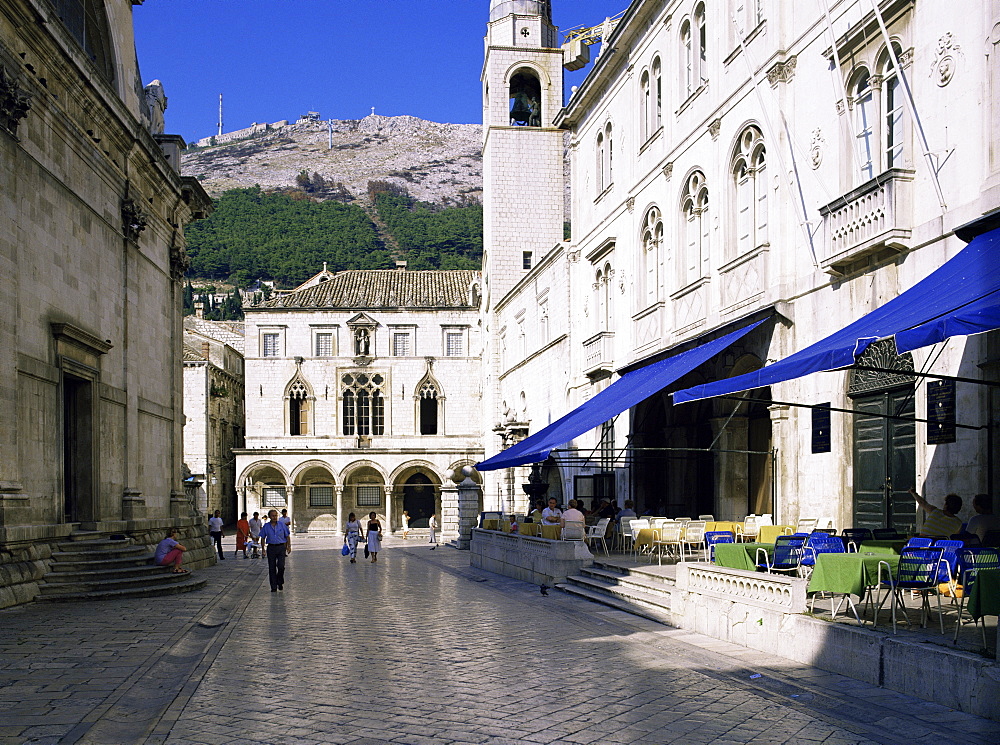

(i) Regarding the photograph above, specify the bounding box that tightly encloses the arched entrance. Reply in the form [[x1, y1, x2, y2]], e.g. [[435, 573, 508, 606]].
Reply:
[[403, 473, 435, 527]]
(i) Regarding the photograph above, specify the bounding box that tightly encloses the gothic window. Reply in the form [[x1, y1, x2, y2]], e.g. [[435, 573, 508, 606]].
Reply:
[[596, 131, 605, 193], [509, 70, 542, 126], [681, 171, 709, 286], [341, 373, 385, 436], [852, 69, 875, 182], [53, 0, 115, 83], [652, 58, 662, 131], [287, 379, 311, 436], [640, 70, 650, 141], [641, 207, 662, 306], [733, 0, 763, 39], [732, 126, 767, 255], [681, 20, 693, 97], [605, 123, 614, 186], [880, 44, 905, 169], [695, 4, 707, 83], [418, 380, 439, 435], [595, 263, 612, 331]]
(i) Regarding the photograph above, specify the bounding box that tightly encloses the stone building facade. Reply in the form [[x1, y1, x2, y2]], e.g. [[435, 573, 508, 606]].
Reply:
[[183, 317, 246, 522], [481, 0, 1000, 531], [235, 269, 484, 540], [0, 0, 214, 608]]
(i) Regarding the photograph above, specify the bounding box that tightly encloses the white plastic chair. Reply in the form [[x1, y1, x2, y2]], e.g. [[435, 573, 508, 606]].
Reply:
[[682, 520, 708, 561], [796, 517, 819, 533], [585, 518, 611, 554], [653, 525, 683, 565], [618, 516, 635, 552], [630, 519, 652, 558], [739, 515, 760, 542], [562, 520, 586, 541]]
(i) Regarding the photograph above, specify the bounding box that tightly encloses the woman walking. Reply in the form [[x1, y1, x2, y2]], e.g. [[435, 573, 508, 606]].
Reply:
[[366, 511, 383, 563], [344, 512, 362, 564], [401, 510, 410, 539], [235, 512, 251, 559]]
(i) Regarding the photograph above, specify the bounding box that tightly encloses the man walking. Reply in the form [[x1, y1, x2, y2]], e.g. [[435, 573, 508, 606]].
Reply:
[[260, 509, 292, 592]]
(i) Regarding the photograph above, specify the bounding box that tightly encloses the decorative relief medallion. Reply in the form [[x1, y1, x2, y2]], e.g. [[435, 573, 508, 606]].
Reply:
[[708, 118, 721, 141], [626, 196, 635, 212], [121, 198, 149, 242], [932, 33, 960, 87], [0, 66, 31, 136], [809, 128, 825, 169]]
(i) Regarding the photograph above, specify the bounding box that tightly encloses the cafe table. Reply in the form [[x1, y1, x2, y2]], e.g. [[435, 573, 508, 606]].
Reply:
[[857, 540, 908, 555], [758, 525, 795, 543], [540, 524, 562, 540], [807, 553, 901, 618], [968, 567, 1000, 621], [705, 521, 741, 535], [714, 542, 771, 571], [518, 522, 541, 537], [482, 518, 500, 530]]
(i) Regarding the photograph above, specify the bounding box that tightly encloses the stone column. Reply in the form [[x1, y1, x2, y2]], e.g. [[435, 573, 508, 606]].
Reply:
[[455, 468, 483, 550], [335, 485, 344, 533], [710, 415, 748, 521], [383, 486, 393, 534], [768, 404, 790, 524], [440, 481, 459, 543], [122, 487, 146, 522]]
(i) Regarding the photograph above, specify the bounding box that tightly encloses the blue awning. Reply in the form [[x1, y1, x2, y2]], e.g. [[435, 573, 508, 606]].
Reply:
[[476, 320, 766, 472], [673, 225, 1000, 405]]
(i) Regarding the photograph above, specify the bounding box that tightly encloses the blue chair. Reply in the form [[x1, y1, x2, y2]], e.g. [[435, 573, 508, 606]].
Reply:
[[933, 539, 963, 584], [705, 531, 735, 563], [904, 537, 933, 549], [953, 548, 1000, 644], [874, 547, 946, 634], [756, 534, 807, 576], [801, 531, 846, 568]]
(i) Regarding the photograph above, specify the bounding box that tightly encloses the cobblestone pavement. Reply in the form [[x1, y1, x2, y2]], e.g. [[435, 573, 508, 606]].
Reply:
[[2, 537, 1000, 745]]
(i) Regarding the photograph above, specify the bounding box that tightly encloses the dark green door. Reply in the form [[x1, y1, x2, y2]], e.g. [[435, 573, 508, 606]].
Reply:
[[852, 388, 916, 532]]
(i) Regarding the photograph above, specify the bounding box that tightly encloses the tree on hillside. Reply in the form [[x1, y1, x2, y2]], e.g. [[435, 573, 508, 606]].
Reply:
[[373, 191, 482, 270]]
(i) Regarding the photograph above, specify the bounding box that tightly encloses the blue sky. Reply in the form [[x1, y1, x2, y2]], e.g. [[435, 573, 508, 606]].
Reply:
[[133, 1, 625, 144]]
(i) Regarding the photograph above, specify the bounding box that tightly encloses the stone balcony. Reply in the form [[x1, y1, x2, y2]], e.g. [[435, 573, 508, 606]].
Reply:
[[582, 330, 615, 380], [819, 168, 914, 275]]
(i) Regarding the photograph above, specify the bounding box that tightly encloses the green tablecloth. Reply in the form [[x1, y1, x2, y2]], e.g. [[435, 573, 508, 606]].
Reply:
[[807, 553, 900, 598], [858, 540, 908, 555], [968, 568, 1000, 620], [714, 542, 771, 571]]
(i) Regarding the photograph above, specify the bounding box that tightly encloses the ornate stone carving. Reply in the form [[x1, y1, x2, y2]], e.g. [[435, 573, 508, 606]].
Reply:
[[809, 128, 825, 169], [663, 162, 674, 180], [626, 196, 635, 212], [0, 65, 31, 136], [169, 242, 189, 281], [898, 46, 914, 68], [121, 198, 148, 241], [766, 55, 797, 87], [931, 33, 960, 87], [836, 99, 846, 116], [848, 338, 915, 395], [708, 119, 721, 141]]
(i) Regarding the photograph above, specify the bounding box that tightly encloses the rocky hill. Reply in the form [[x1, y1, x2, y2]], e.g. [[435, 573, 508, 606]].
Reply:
[[181, 114, 483, 206]]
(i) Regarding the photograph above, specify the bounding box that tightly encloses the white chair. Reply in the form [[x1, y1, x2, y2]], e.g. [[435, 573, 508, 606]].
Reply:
[[630, 519, 652, 558], [585, 518, 611, 554], [698, 514, 714, 521], [562, 520, 586, 541], [796, 517, 819, 533], [653, 525, 683, 565], [619, 516, 635, 552], [759, 513, 774, 526], [681, 520, 708, 560], [739, 515, 760, 542]]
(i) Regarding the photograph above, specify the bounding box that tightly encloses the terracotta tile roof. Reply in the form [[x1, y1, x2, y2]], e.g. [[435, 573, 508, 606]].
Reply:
[[253, 270, 480, 310], [183, 343, 206, 362]]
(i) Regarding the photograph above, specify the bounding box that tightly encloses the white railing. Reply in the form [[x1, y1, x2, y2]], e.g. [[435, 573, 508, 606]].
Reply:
[[582, 330, 614, 377], [679, 564, 808, 613], [819, 168, 914, 272]]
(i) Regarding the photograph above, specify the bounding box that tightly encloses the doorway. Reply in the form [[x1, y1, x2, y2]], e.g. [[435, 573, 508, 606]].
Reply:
[[402, 472, 436, 527], [63, 373, 95, 523]]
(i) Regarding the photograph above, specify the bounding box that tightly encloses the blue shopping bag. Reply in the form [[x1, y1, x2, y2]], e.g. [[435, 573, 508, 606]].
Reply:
[[341, 543, 350, 556]]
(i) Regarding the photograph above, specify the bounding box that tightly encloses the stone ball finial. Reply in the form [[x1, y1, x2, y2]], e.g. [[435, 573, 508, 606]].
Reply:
[[462, 465, 474, 478]]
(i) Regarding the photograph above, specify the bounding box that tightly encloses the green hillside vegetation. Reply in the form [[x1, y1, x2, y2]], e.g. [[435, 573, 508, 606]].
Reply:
[[184, 185, 484, 287]]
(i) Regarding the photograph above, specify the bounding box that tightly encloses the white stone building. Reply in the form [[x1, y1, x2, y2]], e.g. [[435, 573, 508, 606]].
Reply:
[[479, 0, 1000, 532], [235, 269, 484, 539], [0, 0, 214, 607], [183, 317, 246, 522]]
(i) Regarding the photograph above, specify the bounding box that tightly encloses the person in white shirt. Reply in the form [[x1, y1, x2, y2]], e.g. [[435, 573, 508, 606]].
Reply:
[[279, 509, 292, 529], [561, 499, 585, 526], [967, 494, 1000, 543], [208, 509, 225, 560], [541, 497, 562, 526]]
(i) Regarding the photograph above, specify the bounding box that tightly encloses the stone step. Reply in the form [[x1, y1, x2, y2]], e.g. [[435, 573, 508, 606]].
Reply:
[[50, 545, 149, 562], [582, 565, 676, 599], [38, 575, 207, 602], [43, 564, 168, 584], [557, 579, 674, 626], [39, 569, 198, 596], [65, 530, 104, 542], [47, 554, 157, 572]]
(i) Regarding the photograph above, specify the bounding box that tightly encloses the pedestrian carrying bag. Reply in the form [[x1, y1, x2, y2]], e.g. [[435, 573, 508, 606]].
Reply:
[[341, 543, 350, 556]]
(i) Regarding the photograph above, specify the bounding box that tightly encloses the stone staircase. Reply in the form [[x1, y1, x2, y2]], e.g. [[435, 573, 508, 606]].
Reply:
[[557, 559, 677, 625], [39, 531, 206, 602]]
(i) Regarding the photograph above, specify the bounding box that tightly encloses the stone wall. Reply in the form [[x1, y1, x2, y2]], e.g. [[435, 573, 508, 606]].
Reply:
[[470, 528, 593, 585]]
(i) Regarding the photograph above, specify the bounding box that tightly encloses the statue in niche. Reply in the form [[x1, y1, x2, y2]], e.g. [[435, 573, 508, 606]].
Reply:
[[143, 80, 167, 135], [528, 97, 541, 127], [354, 328, 371, 356]]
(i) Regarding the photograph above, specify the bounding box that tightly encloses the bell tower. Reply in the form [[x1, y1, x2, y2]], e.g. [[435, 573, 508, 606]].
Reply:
[[482, 0, 565, 307]]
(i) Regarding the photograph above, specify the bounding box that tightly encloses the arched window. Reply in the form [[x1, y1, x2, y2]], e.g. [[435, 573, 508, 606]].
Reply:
[[640, 70, 650, 141], [681, 20, 693, 97], [880, 44, 905, 169], [681, 171, 709, 286], [341, 373, 385, 436], [605, 123, 614, 186], [595, 262, 613, 331], [641, 207, 662, 305], [853, 69, 875, 181], [287, 379, 311, 436], [418, 380, 439, 435], [509, 70, 542, 126], [596, 131, 605, 193], [695, 4, 707, 83], [53, 0, 115, 83], [732, 126, 767, 255], [652, 57, 662, 131]]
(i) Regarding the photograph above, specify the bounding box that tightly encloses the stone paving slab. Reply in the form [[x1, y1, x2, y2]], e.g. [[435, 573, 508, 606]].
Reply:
[[0, 536, 998, 744]]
